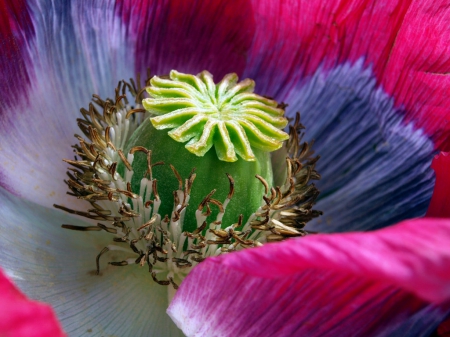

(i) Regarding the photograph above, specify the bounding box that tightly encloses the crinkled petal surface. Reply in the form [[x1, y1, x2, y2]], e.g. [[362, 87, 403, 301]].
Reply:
[[427, 152, 450, 218], [0, 267, 65, 337], [169, 218, 450, 336], [0, 188, 183, 336]]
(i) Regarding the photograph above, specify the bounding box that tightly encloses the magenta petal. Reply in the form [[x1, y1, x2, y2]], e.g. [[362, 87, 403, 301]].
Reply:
[[169, 218, 450, 336], [427, 152, 450, 218], [245, 0, 414, 96], [0, 268, 65, 337], [381, 1, 450, 151], [245, 0, 450, 150]]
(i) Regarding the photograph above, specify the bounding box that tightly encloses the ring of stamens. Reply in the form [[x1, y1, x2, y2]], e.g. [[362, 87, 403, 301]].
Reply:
[[55, 74, 322, 292]]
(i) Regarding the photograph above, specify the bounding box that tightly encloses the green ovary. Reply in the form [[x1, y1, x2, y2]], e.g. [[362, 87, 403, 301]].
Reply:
[[122, 119, 273, 232]]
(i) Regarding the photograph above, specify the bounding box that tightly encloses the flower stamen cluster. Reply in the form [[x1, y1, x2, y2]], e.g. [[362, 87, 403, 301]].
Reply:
[[55, 74, 322, 294]]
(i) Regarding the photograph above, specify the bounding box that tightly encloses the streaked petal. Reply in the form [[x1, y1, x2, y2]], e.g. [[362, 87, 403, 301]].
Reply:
[[0, 187, 183, 336], [0, 268, 65, 337], [120, 0, 256, 79], [290, 61, 435, 232], [169, 218, 450, 336], [244, 0, 450, 150], [382, 1, 450, 151], [427, 152, 450, 218], [0, 1, 134, 208]]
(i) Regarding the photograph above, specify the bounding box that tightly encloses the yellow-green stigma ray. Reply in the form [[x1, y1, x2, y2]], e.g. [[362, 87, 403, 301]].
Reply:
[[143, 70, 289, 162]]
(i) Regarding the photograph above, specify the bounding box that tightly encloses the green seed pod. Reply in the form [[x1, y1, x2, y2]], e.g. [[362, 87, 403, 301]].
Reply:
[[122, 70, 289, 231], [122, 119, 273, 232]]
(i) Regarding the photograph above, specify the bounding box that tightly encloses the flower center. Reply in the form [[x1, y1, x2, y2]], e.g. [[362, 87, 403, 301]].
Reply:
[[54, 71, 323, 300]]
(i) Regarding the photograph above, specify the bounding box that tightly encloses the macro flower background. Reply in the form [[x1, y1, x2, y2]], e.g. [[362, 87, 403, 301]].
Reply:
[[1, 0, 450, 336]]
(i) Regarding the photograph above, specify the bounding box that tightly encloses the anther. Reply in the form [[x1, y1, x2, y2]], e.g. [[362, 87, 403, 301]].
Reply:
[[226, 173, 235, 199], [118, 149, 132, 171], [109, 260, 129, 267], [198, 189, 216, 211], [168, 277, 179, 290], [96, 247, 110, 275], [255, 174, 269, 194], [125, 108, 146, 119], [151, 272, 170, 286], [61, 224, 102, 231], [193, 221, 207, 235], [170, 164, 183, 190]]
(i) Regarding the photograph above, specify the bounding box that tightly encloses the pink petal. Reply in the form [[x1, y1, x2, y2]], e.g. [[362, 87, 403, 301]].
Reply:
[[245, 0, 414, 95], [117, 0, 256, 80], [245, 0, 450, 150], [427, 152, 450, 218], [169, 218, 450, 336], [0, 268, 65, 337], [381, 1, 450, 151]]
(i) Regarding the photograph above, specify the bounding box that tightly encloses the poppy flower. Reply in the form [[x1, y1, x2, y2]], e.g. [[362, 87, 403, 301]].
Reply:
[[1, 0, 450, 336]]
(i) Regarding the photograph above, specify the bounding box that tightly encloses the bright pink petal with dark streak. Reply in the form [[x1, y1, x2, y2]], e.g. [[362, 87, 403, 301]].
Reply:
[[0, 268, 65, 337], [169, 218, 450, 336], [117, 0, 255, 80], [245, 0, 450, 150], [427, 152, 450, 218]]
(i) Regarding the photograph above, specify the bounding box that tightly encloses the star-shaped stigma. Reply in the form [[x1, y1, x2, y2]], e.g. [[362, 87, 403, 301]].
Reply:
[[143, 70, 289, 162]]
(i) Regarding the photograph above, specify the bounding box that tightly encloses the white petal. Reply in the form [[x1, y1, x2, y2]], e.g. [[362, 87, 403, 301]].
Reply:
[[0, 188, 183, 336]]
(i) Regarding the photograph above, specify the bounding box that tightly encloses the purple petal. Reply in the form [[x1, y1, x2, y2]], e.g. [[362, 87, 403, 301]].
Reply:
[[117, 0, 256, 80], [287, 61, 435, 232]]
